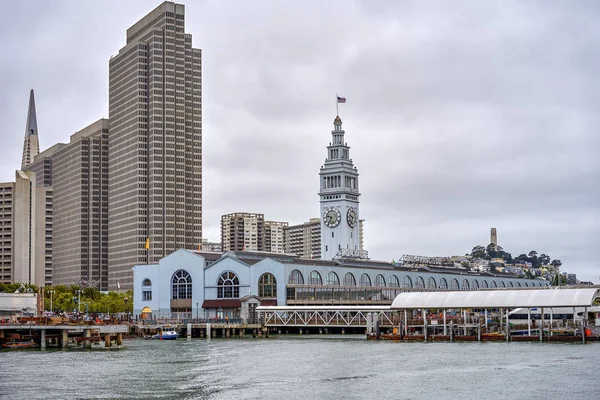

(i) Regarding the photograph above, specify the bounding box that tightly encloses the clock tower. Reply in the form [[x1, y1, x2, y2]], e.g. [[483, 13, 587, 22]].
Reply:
[[319, 116, 361, 260]]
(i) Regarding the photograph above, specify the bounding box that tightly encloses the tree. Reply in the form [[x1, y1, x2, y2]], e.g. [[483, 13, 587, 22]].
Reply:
[[539, 254, 551, 266], [470, 245, 486, 259], [528, 250, 538, 258]]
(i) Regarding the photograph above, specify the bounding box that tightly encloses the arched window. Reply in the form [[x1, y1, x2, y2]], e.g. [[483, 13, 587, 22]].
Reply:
[[501, 281, 506, 288], [308, 270, 322, 285], [517, 282, 521, 287], [402, 276, 413, 288], [472, 280, 480, 290], [217, 271, 239, 298], [415, 276, 425, 289], [360, 273, 372, 286], [427, 277, 437, 289], [451, 279, 460, 290], [509, 282, 514, 288], [439, 278, 448, 289], [172, 270, 192, 299], [142, 278, 152, 301], [389, 275, 400, 287], [343, 272, 356, 286], [482, 280, 489, 288], [288, 269, 304, 284], [326, 271, 340, 285], [375, 274, 386, 287], [492, 281, 498, 288], [524, 282, 528, 287], [462, 279, 470, 290], [258, 273, 277, 298]]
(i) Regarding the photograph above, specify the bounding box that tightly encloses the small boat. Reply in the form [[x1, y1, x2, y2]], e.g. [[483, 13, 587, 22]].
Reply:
[[2, 340, 39, 349], [153, 330, 179, 340]]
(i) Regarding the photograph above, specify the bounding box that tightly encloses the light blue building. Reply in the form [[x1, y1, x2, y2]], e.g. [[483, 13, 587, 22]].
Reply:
[[132, 249, 549, 320]]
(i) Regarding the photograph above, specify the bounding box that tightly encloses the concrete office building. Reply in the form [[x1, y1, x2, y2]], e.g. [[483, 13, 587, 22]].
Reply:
[[108, 1, 202, 290], [264, 220, 288, 254], [284, 218, 322, 259], [221, 213, 265, 252], [51, 119, 109, 290], [200, 239, 222, 252], [0, 182, 14, 283]]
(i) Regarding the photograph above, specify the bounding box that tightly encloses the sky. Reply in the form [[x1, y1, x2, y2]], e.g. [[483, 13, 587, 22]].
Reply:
[[0, 0, 598, 282]]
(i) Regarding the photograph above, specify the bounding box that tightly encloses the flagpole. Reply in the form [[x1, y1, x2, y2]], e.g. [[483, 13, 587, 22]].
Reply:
[[336, 93, 338, 116]]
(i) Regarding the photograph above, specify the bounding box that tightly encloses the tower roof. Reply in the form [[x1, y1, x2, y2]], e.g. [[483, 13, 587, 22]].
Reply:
[[334, 115, 342, 124], [25, 89, 38, 136], [21, 89, 40, 170]]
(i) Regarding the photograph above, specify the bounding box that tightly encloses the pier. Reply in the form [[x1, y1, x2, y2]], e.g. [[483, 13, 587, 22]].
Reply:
[[0, 318, 129, 349]]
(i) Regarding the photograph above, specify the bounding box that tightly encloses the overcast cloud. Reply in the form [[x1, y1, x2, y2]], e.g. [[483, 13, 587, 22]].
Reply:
[[0, 0, 598, 281]]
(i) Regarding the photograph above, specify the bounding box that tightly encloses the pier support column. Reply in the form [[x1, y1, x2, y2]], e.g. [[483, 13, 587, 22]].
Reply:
[[443, 310, 447, 336], [540, 307, 544, 343], [478, 324, 481, 342], [505, 309, 510, 342], [239, 329, 244, 338], [226, 329, 230, 338], [299, 328, 302, 335], [85, 329, 92, 349], [527, 309, 531, 336], [484, 310, 488, 331], [463, 310, 467, 336], [62, 330, 68, 348], [41, 329, 46, 349], [206, 323, 211, 339], [422, 309, 428, 342], [187, 323, 192, 339], [117, 333, 123, 346], [341, 328, 345, 335], [549, 308, 553, 338], [582, 307, 587, 344], [450, 321, 454, 342], [105, 333, 112, 348], [404, 310, 408, 336], [0, 330, 4, 339]]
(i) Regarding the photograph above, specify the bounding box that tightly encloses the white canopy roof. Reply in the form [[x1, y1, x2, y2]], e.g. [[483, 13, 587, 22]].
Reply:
[[391, 288, 600, 309]]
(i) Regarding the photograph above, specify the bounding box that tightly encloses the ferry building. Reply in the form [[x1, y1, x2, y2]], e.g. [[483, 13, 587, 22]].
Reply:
[[132, 117, 548, 319]]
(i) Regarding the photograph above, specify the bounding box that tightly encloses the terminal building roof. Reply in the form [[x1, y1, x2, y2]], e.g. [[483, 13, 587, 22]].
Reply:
[[390, 288, 600, 309]]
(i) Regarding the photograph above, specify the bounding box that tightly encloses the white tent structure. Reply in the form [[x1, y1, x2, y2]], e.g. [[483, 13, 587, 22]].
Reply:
[[390, 288, 600, 310]]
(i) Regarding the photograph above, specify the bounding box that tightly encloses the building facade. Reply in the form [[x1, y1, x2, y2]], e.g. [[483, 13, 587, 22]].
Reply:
[[108, 1, 202, 290], [264, 220, 288, 253], [284, 218, 321, 259], [200, 238, 222, 252], [51, 119, 109, 290], [132, 249, 550, 319], [319, 116, 362, 260], [0, 182, 14, 284], [221, 212, 265, 252]]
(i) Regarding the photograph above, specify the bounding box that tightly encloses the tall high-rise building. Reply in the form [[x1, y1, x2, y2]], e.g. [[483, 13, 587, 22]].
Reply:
[[284, 218, 321, 259], [0, 182, 15, 283], [221, 213, 265, 252], [319, 116, 363, 260], [21, 89, 40, 170], [264, 220, 288, 253], [108, 1, 202, 290], [27, 143, 64, 287], [51, 119, 109, 290]]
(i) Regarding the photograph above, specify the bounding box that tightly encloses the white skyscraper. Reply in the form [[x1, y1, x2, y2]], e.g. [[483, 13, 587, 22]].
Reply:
[[319, 116, 363, 260]]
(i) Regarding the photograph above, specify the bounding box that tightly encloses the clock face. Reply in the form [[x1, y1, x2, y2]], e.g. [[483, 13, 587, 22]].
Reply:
[[347, 208, 357, 228], [323, 207, 341, 228]]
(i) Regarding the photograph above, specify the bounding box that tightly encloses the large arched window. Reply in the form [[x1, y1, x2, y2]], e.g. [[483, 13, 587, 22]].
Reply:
[[402, 276, 413, 288], [389, 275, 400, 287], [439, 278, 448, 289], [472, 280, 480, 290], [172, 270, 192, 299], [217, 271, 239, 298], [501, 281, 506, 288], [516, 282, 521, 287], [415, 276, 425, 289], [524, 282, 528, 287], [142, 278, 152, 301], [326, 271, 340, 285], [509, 282, 514, 288], [482, 280, 489, 288], [288, 269, 304, 284], [360, 273, 372, 286], [427, 277, 437, 289], [451, 278, 460, 290], [308, 270, 322, 285], [492, 281, 498, 288], [462, 279, 470, 290], [343, 272, 356, 286], [258, 273, 277, 298], [375, 274, 386, 287]]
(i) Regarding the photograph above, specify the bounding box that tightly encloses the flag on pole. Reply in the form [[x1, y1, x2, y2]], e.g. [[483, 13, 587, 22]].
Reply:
[[337, 96, 346, 103], [145, 237, 150, 249]]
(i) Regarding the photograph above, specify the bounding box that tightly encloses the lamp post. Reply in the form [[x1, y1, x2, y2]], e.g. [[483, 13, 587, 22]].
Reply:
[[49, 290, 55, 313], [77, 290, 82, 314]]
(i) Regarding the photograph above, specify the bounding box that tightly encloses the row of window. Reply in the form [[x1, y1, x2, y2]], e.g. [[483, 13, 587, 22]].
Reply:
[[288, 269, 544, 289]]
